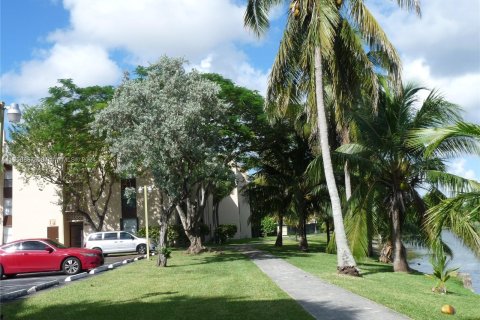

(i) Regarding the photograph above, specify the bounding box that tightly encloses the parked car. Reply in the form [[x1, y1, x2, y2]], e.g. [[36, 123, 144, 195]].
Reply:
[[0, 238, 103, 278], [84, 231, 154, 255]]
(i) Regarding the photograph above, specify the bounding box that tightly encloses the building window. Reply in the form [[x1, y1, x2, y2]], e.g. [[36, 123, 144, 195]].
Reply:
[[3, 198, 12, 216], [121, 178, 137, 220]]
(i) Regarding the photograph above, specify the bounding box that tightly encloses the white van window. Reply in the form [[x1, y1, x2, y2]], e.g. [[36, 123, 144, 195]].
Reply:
[[89, 234, 102, 241], [120, 232, 133, 240], [104, 232, 118, 240]]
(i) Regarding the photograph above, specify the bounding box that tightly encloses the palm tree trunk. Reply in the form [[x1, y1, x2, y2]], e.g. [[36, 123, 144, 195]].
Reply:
[[325, 218, 330, 245], [391, 194, 409, 272], [298, 213, 309, 251], [344, 161, 352, 200], [275, 214, 283, 247], [366, 210, 374, 257], [314, 46, 358, 275]]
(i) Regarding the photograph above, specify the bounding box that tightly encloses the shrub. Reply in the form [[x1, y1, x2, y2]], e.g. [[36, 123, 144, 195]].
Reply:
[[168, 224, 189, 247], [261, 216, 277, 236], [137, 226, 160, 246], [427, 247, 459, 294], [167, 223, 210, 247], [214, 224, 238, 243]]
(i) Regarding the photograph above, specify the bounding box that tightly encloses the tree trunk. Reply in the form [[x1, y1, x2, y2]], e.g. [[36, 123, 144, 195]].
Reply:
[[366, 210, 374, 257], [391, 201, 409, 272], [213, 202, 220, 243], [325, 218, 330, 245], [157, 213, 168, 267], [186, 232, 205, 254], [275, 214, 283, 247], [298, 214, 308, 251], [175, 186, 208, 254], [344, 161, 352, 201], [314, 46, 358, 275]]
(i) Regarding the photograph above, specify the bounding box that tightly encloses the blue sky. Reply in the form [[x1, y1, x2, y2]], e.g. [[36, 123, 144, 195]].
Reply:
[[1, 0, 479, 180]]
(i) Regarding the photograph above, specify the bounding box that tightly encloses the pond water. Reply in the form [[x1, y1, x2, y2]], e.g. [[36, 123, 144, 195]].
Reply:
[[407, 230, 480, 294]]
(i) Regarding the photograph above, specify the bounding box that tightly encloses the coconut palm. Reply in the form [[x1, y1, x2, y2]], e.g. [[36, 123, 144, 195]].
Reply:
[[411, 122, 480, 254], [247, 119, 315, 250], [245, 0, 420, 274], [338, 82, 463, 271]]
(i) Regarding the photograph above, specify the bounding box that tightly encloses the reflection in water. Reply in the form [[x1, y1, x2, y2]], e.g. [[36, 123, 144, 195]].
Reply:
[[407, 230, 480, 294]]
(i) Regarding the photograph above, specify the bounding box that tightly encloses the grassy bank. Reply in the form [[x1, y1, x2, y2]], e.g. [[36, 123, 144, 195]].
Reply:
[[239, 235, 479, 320], [0, 250, 312, 320]]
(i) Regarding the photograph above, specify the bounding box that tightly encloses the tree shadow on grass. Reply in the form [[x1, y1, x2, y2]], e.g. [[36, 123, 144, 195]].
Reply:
[[1, 294, 370, 320]]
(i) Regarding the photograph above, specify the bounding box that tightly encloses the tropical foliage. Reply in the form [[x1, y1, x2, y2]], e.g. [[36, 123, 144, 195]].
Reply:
[[244, 0, 420, 275], [338, 82, 464, 271], [412, 122, 480, 255], [8, 79, 117, 232], [93, 56, 232, 263]]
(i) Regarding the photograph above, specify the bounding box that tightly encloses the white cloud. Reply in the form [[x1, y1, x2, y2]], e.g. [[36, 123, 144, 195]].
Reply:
[[193, 45, 269, 94], [449, 158, 477, 180], [0, 44, 121, 104], [50, 0, 253, 64], [403, 58, 480, 123], [1, 0, 270, 103], [370, 0, 480, 124]]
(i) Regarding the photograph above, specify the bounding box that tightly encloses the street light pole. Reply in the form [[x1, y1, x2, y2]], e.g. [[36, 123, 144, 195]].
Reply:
[[144, 185, 150, 260], [0, 102, 22, 172]]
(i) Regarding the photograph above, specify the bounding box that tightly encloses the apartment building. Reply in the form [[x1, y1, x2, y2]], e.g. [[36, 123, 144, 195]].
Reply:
[[1, 164, 251, 247]]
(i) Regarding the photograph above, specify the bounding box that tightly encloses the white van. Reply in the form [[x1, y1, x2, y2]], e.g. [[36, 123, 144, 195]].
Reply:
[[84, 231, 153, 255]]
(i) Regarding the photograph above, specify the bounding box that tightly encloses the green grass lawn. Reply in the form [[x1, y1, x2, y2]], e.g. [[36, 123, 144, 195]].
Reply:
[[0, 250, 312, 320], [237, 235, 480, 320]]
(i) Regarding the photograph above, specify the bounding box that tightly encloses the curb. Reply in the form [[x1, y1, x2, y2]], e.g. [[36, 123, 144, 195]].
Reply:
[[0, 254, 146, 302], [27, 280, 60, 294], [108, 261, 123, 269], [65, 272, 88, 282], [89, 265, 109, 275], [0, 289, 28, 302]]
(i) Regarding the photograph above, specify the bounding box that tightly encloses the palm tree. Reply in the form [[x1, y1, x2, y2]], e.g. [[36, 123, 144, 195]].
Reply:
[[248, 119, 314, 250], [245, 0, 420, 274], [411, 122, 480, 254], [339, 82, 463, 271]]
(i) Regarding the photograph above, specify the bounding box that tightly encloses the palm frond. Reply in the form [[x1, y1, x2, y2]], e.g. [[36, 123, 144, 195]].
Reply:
[[426, 170, 480, 195], [409, 122, 480, 158], [425, 193, 480, 256], [347, 0, 402, 87], [345, 208, 369, 258], [244, 0, 284, 37]]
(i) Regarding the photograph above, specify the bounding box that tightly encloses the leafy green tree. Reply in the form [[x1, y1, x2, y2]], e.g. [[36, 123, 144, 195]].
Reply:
[[93, 57, 231, 262], [201, 74, 269, 239], [245, 0, 420, 275], [247, 115, 314, 250], [8, 80, 117, 232], [338, 83, 463, 271]]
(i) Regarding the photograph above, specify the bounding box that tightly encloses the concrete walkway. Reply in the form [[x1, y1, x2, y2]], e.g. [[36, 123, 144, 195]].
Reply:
[[238, 246, 410, 320]]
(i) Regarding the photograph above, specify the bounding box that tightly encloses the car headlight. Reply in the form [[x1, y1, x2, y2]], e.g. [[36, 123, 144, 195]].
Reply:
[[81, 253, 98, 257]]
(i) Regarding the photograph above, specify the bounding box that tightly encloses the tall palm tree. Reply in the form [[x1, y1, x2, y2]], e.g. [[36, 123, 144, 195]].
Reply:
[[244, 0, 420, 274], [339, 82, 463, 271], [411, 122, 480, 254]]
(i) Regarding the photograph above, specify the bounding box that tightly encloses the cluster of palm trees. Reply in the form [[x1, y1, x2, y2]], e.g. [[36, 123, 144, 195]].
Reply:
[[244, 0, 479, 274]]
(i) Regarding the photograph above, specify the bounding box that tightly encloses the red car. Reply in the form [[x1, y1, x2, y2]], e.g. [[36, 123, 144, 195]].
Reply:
[[0, 238, 103, 278]]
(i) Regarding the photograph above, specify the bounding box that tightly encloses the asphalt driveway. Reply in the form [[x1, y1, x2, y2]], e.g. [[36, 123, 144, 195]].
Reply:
[[0, 253, 140, 298]]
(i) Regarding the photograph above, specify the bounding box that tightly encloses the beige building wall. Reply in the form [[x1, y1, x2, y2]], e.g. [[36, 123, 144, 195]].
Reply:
[[217, 167, 252, 239], [11, 167, 64, 242]]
